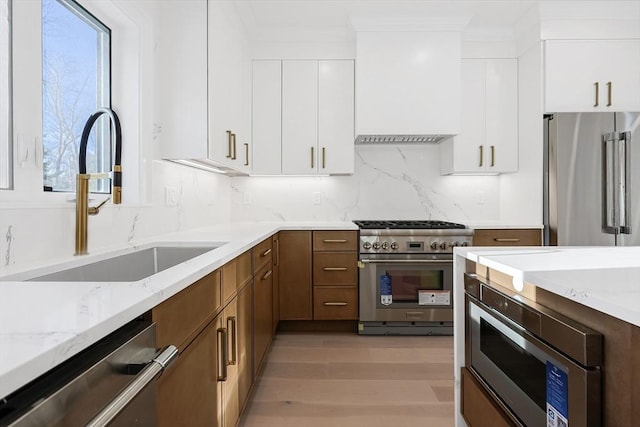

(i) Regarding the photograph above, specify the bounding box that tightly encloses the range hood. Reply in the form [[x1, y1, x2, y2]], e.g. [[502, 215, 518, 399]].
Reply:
[[355, 134, 452, 144], [353, 19, 466, 145]]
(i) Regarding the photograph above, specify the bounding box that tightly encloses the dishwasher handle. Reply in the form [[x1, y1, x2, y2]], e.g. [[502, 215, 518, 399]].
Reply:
[[86, 345, 179, 427]]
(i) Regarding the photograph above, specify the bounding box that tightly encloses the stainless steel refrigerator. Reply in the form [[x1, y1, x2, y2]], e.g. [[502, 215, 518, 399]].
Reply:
[[544, 112, 640, 246]]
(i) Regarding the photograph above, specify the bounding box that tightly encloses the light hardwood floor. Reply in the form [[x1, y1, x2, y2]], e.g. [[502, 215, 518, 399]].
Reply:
[[239, 333, 454, 427]]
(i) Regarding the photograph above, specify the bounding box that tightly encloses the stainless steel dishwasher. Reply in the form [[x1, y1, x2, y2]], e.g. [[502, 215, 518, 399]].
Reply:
[[0, 320, 177, 427]]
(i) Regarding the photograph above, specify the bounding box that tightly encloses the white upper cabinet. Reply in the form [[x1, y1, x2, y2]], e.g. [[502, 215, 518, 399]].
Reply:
[[282, 61, 319, 175], [355, 31, 461, 136], [318, 60, 355, 175], [544, 39, 640, 112], [252, 61, 282, 175], [208, 0, 251, 172], [252, 60, 355, 175], [154, 0, 208, 159], [440, 58, 518, 174]]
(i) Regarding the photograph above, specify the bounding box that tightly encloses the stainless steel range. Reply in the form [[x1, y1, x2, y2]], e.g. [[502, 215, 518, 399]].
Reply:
[[354, 220, 473, 335]]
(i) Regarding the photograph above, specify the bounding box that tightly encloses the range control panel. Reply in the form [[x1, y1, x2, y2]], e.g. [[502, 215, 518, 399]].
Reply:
[[359, 235, 472, 254]]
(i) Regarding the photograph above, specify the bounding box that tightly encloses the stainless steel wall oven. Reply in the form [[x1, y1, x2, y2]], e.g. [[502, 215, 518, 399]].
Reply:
[[464, 274, 603, 427], [355, 220, 473, 335]]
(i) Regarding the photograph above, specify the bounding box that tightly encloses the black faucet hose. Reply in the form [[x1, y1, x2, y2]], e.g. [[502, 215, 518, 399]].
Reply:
[[78, 109, 122, 175]]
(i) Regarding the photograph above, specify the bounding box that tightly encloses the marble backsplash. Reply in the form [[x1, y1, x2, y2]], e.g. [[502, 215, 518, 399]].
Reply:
[[0, 161, 231, 275], [230, 145, 503, 223]]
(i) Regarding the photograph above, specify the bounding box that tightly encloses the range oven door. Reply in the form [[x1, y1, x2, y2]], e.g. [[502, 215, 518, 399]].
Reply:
[[467, 297, 601, 427], [359, 254, 453, 322]]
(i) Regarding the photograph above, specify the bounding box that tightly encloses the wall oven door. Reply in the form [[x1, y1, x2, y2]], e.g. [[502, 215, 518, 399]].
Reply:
[[466, 290, 602, 427], [359, 254, 453, 323]]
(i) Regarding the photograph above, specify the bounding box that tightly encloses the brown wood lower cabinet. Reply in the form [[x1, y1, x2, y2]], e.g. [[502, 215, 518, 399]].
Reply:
[[237, 283, 253, 413], [279, 231, 312, 320], [272, 233, 280, 334], [157, 319, 220, 427], [254, 263, 273, 375], [313, 286, 358, 320], [221, 299, 239, 427], [472, 228, 542, 246], [461, 367, 515, 427]]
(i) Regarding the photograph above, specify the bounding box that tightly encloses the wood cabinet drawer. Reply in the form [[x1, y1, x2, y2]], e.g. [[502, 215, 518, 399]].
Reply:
[[461, 367, 516, 427], [313, 252, 357, 286], [222, 251, 252, 303], [253, 238, 273, 273], [472, 229, 541, 246], [313, 230, 358, 251], [313, 286, 358, 320], [153, 269, 221, 351]]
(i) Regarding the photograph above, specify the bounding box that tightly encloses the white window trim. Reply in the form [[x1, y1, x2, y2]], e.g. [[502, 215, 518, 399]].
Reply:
[[0, 0, 12, 190], [4, 0, 154, 205]]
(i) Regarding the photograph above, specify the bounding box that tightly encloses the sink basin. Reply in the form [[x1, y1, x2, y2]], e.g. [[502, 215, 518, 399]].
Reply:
[[21, 244, 226, 282]]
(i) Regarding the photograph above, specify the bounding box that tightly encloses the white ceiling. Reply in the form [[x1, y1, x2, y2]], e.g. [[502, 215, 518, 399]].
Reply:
[[233, 0, 539, 41]]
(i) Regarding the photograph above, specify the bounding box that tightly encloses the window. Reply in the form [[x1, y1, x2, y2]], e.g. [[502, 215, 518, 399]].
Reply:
[[0, 0, 11, 189], [42, 0, 111, 193]]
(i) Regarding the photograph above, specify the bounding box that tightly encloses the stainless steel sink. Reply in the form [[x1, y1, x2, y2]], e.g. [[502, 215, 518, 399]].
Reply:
[[21, 244, 225, 282]]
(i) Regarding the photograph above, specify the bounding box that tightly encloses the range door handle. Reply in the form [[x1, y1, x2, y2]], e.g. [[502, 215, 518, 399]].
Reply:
[[359, 259, 453, 265], [86, 345, 179, 427]]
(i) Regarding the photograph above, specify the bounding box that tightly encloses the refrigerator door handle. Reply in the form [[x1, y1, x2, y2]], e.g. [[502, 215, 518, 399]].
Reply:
[[602, 131, 631, 235]]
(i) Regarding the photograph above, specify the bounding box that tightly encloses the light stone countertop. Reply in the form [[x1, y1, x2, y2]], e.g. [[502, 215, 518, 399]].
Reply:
[[0, 221, 357, 399]]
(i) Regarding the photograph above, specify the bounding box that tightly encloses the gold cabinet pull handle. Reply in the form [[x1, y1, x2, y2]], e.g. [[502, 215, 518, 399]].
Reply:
[[493, 238, 521, 242], [322, 147, 326, 169], [262, 248, 272, 257], [490, 145, 495, 167], [244, 143, 249, 166], [323, 239, 347, 243], [323, 302, 348, 306], [594, 82, 599, 107], [226, 130, 232, 158], [231, 133, 237, 160], [217, 328, 228, 381], [262, 270, 273, 280], [323, 267, 348, 271], [479, 145, 483, 167], [606, 81, 612, 107], [227, 317, 237, 365], [311, 146, 315, 168]]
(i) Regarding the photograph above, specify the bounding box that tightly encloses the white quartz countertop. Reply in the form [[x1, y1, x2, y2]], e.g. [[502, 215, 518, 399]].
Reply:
[[0, 221, 356, 399], [455, 246, 640, 327]]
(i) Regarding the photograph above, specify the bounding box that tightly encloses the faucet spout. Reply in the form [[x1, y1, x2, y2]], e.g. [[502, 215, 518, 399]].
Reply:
[[75, 108, 122, 255]]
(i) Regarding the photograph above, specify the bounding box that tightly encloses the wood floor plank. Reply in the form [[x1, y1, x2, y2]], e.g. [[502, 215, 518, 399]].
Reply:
[[239, 332, 454, 426]]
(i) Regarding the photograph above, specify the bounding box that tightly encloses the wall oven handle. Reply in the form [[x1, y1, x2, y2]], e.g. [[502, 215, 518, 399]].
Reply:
[[359, 259, 452, 264], [85, 345, 179, 427]]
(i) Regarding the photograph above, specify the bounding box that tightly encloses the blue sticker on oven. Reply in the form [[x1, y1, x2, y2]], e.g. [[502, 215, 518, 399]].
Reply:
[[380, 274, 392, 306], [546, 361, 569, 427]]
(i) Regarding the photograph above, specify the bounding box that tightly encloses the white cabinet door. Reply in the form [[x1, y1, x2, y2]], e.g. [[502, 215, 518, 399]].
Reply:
[[209, 0, 249, 169], [440, 59, 518, 174], [252, 61, 282, 175], [155, 0, 208, 159], [544, 40, 640, 112], [356, 31, 461, 135], [282, 61, 319, 175], [485, 59, 518, 172], [318, 60, 354, 175]]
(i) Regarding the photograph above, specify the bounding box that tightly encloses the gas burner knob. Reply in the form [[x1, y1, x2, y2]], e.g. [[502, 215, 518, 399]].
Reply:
[[440, 242, 448, 250], [453, 242, 460, 247], [381, 242, 389, 250], [363, 242, 372, 250], [430, 242, 438, 250], [461, 242, 469, 247], [373, 242, 381, 250], [390, 242, 399, 250]]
